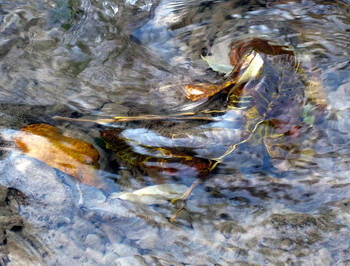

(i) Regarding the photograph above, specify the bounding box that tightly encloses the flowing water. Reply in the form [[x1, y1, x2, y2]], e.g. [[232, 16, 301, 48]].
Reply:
[[1, 0, 350, 264]]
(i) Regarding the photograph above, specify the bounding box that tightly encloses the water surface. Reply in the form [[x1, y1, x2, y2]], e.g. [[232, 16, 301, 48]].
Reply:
[[1, 0, 350, 264]]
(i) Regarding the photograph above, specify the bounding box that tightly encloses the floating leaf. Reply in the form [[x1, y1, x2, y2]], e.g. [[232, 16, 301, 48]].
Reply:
[[13, 124, 102, 187], [110, 184, 190, 205]]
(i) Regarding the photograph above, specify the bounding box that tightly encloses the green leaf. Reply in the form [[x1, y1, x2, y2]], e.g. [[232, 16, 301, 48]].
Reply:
[[61, 23, 71, 30], [302, 104, 315, 125], [201, 54, 233, 74]]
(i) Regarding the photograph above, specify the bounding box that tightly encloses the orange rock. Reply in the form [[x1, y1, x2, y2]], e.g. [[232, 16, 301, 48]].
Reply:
[[13, 124, 102, 187]]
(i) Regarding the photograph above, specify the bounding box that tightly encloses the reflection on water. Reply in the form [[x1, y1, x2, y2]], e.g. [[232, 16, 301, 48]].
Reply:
[[1, 0, 350, 264]]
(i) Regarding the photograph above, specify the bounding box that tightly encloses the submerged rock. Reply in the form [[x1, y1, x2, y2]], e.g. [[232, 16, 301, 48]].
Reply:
[[0, 185, 48, 265]]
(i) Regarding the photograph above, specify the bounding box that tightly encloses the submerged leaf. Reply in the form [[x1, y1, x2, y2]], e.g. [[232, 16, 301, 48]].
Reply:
[[305, 77, 328, 110], [110, 184, 189, 205], [302, 104, 316, 125], [13, 124, 102, 187], [184, 82, 233, 102], [201, 54, 233, 74], [100, 129, 212, 178], [229, 38, 294, 66], [185, 49, 265, 103]]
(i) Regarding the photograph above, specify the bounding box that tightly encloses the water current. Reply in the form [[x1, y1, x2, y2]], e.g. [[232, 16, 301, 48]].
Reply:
[[1, 0, 350, 264]]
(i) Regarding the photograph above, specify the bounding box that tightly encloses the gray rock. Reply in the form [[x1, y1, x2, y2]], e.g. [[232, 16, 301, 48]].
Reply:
[[114, 255, 148, 266], [85, 234, 103, 251], [109, 243, 138, 258]]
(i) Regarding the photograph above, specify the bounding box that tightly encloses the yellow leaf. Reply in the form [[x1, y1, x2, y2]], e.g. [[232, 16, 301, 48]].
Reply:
[[305, 78, 328, 110], [184, 82, 233, 101], [228, 51, 264, 96]]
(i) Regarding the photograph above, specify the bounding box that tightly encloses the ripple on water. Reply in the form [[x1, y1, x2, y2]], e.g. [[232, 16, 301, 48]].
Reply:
[[0, 0, 350, 264]]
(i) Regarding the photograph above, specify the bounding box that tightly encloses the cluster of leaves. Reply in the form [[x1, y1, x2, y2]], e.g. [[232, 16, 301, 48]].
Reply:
[[13, 38, 328, 221]]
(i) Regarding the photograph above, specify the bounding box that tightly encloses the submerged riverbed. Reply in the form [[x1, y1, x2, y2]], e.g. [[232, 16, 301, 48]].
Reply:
[[1, 0, 350, 264]]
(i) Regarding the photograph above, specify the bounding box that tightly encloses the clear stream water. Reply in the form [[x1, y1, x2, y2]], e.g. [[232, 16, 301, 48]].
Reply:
[[1, 0, 350, 265]]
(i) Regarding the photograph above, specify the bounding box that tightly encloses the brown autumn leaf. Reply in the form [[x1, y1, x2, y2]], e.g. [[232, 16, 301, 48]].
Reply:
[[183, 51, 260, 102], [229, 38, 294, 66], [13, 124, 102, 187], [184, 38, 289, 102], [184, 82, 232, 102]]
